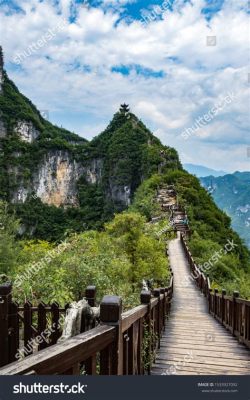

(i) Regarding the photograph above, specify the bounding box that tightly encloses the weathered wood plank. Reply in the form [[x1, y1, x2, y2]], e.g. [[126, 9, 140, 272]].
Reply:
[[156, 354, 250, 368], [162, 331, 237, 340], [160, 342, 250, 355], [157, 348, 250, 361], [152, 362, 250, 375]]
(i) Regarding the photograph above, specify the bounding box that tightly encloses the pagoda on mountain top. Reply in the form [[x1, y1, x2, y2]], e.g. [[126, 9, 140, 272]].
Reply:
[[119, 103, 130, 114]]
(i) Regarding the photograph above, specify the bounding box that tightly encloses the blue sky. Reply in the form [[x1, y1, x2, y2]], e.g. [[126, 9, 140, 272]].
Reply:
[[0, 0, 249, 171]]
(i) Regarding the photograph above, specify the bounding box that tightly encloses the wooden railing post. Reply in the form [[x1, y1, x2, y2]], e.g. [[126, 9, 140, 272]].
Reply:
[[232, 291, 239, 336], [50, 302, 60, 345], [244, 303, 249, 345], [221, 289, 226, 325], [38, 302, 47, 350], [24, 301, 32, 351], [153, 289, 161, 349], [160, 288, 166, 329], [214, 289, 218, 317], [85, 286, 96, 307], [171, 271, 174, 296], [141, 290, 151, 375], [100, 295, 123, 375], [0, 282, 12, 367], [140, 291, 151, 305], [208, 288, 213, 314], [8, 301, 19, 363], [205, 275, 210, 298]]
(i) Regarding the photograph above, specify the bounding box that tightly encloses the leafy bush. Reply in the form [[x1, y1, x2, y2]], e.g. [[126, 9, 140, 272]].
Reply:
[[0, 201, 20, 276], [11, 212, 170, 308]]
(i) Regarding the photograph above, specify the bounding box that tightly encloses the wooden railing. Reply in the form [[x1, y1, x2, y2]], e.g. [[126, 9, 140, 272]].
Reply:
[[180, 233, 250, 349], [0, 284, 97, 368], [0, 277, 173, 375]]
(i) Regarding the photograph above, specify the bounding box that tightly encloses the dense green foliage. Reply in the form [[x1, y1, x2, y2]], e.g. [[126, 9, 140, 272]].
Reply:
[[8, 212, 170, 308], [12, 198, 90, 242], [0, 201, 20, 277]]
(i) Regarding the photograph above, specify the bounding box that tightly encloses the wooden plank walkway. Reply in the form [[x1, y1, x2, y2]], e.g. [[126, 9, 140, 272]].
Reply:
[[152, 234, 250, 375]]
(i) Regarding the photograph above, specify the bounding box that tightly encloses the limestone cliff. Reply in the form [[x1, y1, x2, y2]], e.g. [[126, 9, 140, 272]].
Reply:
[[10, 151, 103, 207], [14, 120, 40, 143]]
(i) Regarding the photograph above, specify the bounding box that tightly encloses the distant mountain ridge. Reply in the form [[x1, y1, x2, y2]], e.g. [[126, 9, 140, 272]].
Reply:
[[200, 172, 250, 248], [184, 163, 227, 177]]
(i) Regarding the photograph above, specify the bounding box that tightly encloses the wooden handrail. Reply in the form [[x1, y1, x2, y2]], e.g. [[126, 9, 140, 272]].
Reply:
[[122, 305, 148, 333], [0, 286, 96, 368], [0, 325, 116, 375], [180, 233, 250, 349], [0, 280, 174, 375]]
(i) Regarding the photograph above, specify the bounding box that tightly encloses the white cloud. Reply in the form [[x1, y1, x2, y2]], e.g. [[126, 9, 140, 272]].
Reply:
[[0, 0, 249, 171]]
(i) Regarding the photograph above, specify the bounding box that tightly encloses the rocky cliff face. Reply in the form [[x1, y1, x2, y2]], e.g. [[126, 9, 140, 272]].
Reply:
[[10, 151, 103, 207], [14, 120, 40, 143]]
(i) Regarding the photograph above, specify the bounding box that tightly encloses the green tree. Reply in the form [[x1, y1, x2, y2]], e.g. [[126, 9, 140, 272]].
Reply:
[[105, 212, 169, 285], [105, 212, 145, 267], [0, 201, 20, 276]]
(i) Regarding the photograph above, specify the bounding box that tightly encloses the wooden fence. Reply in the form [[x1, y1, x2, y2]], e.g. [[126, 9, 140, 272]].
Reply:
[[180, 233, 250, 349], [0, 285, 97, 368], [0, 277, 173, 375]]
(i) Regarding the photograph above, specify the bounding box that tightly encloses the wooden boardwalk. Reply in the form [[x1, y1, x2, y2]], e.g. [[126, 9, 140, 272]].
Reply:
[[152, 234, 250, 375]]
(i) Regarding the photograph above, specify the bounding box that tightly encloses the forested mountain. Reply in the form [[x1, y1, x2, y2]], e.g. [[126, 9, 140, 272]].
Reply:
[[200, 172, 250, 249], [0, 49, 180, 240]]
